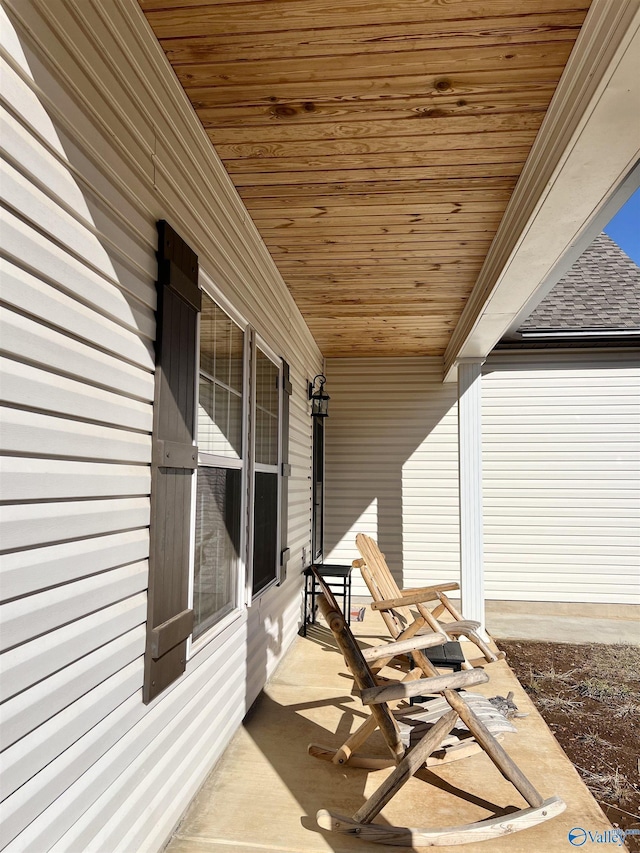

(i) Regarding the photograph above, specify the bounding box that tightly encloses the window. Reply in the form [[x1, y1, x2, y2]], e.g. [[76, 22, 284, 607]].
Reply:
[[252, 348, 281, 596], [192, 292, 288, 642], [193, 294, 246, 640]]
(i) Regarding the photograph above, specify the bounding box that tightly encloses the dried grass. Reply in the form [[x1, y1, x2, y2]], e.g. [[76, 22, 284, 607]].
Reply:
[[536, 695, 583, 712], [578, 729, 615, 750], [577, 766, 638, 807], [614, 701, 640, 720], [522, 664, 578, 693], [574, 677, 633, 702]]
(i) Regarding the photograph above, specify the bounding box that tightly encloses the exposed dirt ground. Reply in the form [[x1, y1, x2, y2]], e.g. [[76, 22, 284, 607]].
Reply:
[[501, 641, 640, 851]]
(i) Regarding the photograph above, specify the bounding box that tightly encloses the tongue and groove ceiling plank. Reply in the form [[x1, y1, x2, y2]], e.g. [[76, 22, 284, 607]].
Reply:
[[139, 0, 590, 357]]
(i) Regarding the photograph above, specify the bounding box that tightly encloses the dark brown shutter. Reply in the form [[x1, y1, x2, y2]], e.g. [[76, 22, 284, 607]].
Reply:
[[144, 221, 200, 704], [278, 360, 292, 583]]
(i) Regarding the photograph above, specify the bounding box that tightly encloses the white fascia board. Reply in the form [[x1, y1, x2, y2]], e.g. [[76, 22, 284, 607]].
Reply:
[[444, 0, 640, 382]]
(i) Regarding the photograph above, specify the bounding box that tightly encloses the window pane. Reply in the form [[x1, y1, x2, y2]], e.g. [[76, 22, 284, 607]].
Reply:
[[198, 376, 214, 449], [198, 294, 243, 459], [255, 349, 279, 466], [252, 471, 278, 596], [200, 295, 243, 391], [228, 323, 244, 393], [197, 378, 243, 459], [228, 387, 243, 454], [193, 466, 242, 639]]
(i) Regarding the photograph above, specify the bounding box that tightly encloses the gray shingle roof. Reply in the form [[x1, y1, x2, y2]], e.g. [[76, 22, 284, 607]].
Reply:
[[519, 232, 640, 333]]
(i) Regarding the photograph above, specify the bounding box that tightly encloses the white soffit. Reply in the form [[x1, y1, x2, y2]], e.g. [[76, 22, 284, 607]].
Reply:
[[444, 0, 640, 381]]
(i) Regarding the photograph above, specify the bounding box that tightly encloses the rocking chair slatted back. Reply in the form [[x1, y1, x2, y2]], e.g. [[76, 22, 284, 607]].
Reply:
[[354, 533, 502, 669], [355, 535, 449, 677], [355, 534, 418, 638]]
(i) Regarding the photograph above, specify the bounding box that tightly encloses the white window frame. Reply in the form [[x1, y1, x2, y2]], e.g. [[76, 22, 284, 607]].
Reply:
[[188, 275, 285, 651], [248, 334, 282, 601], [188, 274, 250, 655]]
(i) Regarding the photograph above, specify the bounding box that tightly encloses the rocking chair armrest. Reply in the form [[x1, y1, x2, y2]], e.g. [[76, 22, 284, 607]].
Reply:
[[360, 668, 489, 705], [361, 633, 446, 663], [371, 583, 459, 610], [352, 558, 366, 568], [400, 582, 459, 597]]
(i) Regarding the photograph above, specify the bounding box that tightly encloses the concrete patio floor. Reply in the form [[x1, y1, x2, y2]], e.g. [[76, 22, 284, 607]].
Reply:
[[165, 612, 617, 853]]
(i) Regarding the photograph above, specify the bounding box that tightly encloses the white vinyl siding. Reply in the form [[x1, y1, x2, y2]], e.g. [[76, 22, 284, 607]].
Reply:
[[482, 351, 640, 604], [325, 358, 460, 596], [325, 353, 639, 607], [0, 2, 320, 852]]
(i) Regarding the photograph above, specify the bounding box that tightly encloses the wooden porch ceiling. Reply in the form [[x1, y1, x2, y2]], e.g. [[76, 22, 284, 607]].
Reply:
[[139, 0, 590, 357]]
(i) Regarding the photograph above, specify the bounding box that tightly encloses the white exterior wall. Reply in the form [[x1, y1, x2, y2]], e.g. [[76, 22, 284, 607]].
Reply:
[[324, 358, 460, 597], [483, 350, 640, 604], [325, 353, 639, 607], [0, 2, 321, 851]]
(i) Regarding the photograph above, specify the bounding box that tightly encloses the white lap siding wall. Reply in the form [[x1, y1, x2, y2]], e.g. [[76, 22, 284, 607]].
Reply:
[[324, 357, 460, 597], [482, 350, 640, 605], [0, 1, 321, 851], [325, 354, 639, 607]]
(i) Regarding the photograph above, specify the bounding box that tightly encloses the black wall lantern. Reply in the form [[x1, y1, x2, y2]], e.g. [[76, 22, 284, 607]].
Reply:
[[308, 374, 330, 418]]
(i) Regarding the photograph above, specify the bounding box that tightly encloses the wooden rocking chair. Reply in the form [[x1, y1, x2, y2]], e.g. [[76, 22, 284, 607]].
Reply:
[[312, 581, 565, 846], [308, 575, 516, 770], [355, 532, 504, 669]]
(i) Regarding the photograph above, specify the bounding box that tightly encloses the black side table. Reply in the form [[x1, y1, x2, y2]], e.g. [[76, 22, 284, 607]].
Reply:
[[425, 641, 465, 672], [303, 564, 353, 635], [408, 641, 466, 705]]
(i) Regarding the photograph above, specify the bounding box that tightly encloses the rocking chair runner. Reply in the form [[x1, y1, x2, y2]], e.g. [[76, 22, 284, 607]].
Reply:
[[355, 532, 504, 669], [312, 584, 565, 846]]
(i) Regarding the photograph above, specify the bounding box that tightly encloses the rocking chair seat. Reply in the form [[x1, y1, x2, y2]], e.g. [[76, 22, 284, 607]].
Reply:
[[396, 692, 518, 749], [309, 691, 517, 771]]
